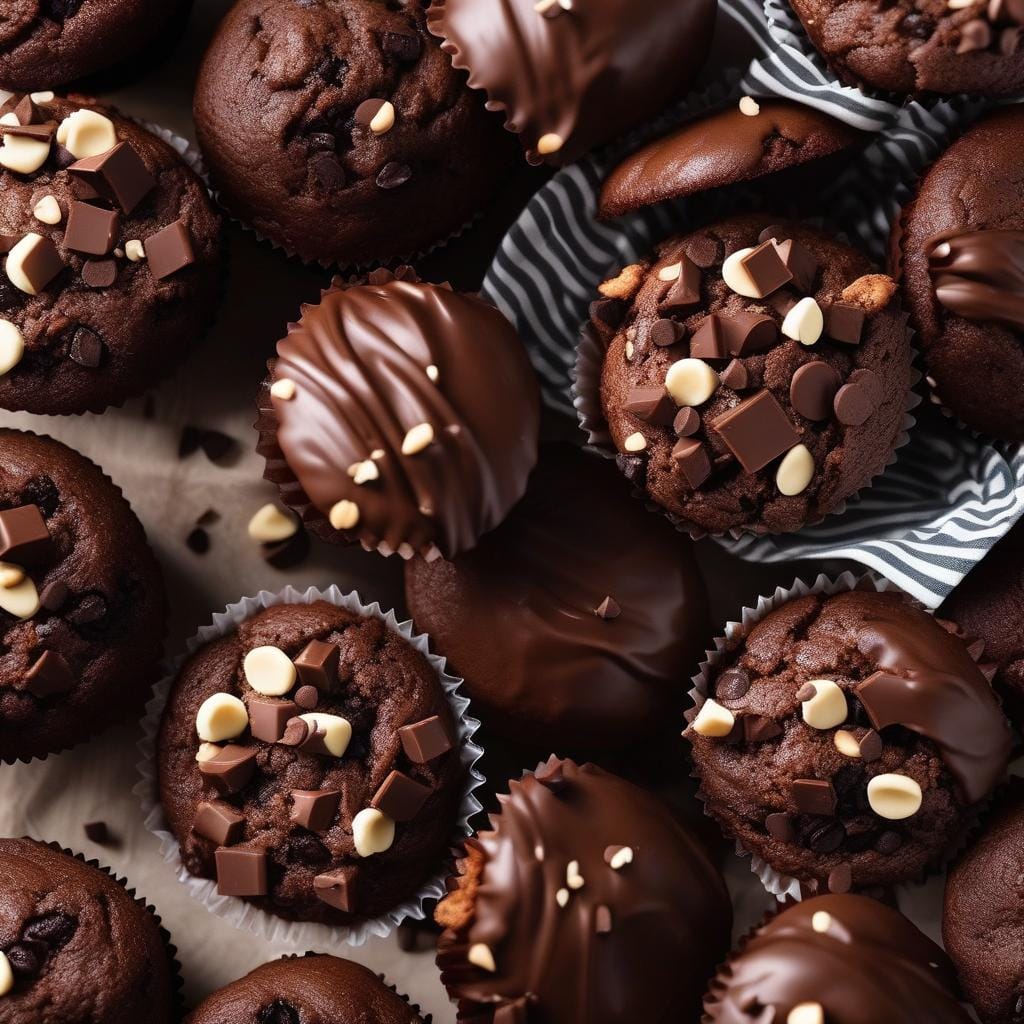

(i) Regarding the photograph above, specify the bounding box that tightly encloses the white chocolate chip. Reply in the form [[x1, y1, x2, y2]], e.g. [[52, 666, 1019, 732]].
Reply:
[[658, 262, 682, 282], [0, 112, 18, 127], [0, 562, 24, 588], [811, 910, 832, 933], [665, 358, 719, 407], [297, 712, 352, 757], [402, 422, 434, 456], [608, 846, 633, 870], [0, 572, 38, 619], [776, 443, 814, 496], [247, 503, 298, 544], [56, 108, 117, 159], [0, 133, 51, 174], [353, 806, 395, 856], [566, 860, 584, 889], [195, 742, 221, 763], [782, 296, 825, 346], [33, 195, 61, 225], [799, 678, 847, 730], [0, 950, 12, 998], [30, 92, 55, 104], [556, 887, 570, 907], [739, 95, 761, 116], [947, 0, 975, 7], [270, 378, 296, 400], [537, 132, 564, 156], [0, 319, 24, 375], [6, 234, 55, 295], [195, 692, 249, 742], [788, 1003, 824, 1024], [329, 499, 360, 531], [721, 247, 761, 298], [623, 431, 647, 452], [369, 100, 395, 134], [624, 339, 634, 361], [834, 729, 862, 758], [114, 247, 124, 258], [467, 943, 497, 972], [125, 239, 145, 262], [867, 773, 923, 820], [348, 459, 379, 485], [691, 698, 736, 738], [243, 645, 297, 696]]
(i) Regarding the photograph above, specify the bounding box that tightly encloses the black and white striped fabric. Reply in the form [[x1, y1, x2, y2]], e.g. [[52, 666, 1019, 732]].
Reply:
[[480, 0, 1024, 608]]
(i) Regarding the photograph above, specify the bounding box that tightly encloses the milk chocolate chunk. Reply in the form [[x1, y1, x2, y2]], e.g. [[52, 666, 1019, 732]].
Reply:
[[649, 318, 684, 348], [290, 789, 341, 832], [671, 437, 711, 488], [249, 697, 298, 743], [13, 95, 41, 126], [793, 778, 837, 815], [4, 122, 56, 142], [720, 311, 778, 357], [39, 580, 68, 611], [744, 714, 782, 743], [398, 715, 452, 763], [313, 869, 354, 912], [775, 238, 819, 294], [658, 256, 702, 314], [198, 743, 257, 794], [739, 240, 793, 296], [690, 314, 724, 360], [82, 259, 116, 288], [69, 142, 156, 214], [68, 326, 103, 367], [624, 385, 675, 425], [711, 389, 800, 473], [145, 219, 194, 279], [834, 380, 876, 426], [371, 770, 432, 821], [594, 596, 621, 620], [674, 407, 700, 436], [0, 504, 52, 563], [25, 650, 74, 697], [791, 360, 841, 421], [765, 811, 795, 841], [293, 638, 339, 690], [65, 201, 119, 256], [215, 847, 268, 896], [193, 800, 246, 846], [8, 233, 63, 293], [824, 300, 865, 345], [720, 359, 748, 390]]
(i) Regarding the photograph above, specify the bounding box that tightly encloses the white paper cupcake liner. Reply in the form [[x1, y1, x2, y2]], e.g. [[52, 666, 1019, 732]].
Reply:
[[134, 584, 485, 948]]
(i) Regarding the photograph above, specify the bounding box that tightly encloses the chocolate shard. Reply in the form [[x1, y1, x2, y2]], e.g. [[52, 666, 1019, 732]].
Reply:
[[775, 238, 819, 294], [398, 715, 453, 763], [68, 325, 104, 368], [293, 638, 339, 691], [720, 358, 749, 391], [193, 800, 246, 846], [594, 596, 621, 621], [720, 311, 777, 357], [371, 769, 432, 821], [765, 812, 795, 842], [145, 219, 195, 280], [623, 385, 674, 426], [39, 581, 68, 611], [215, 847, 268, 896], [792, 778, 837, 816], [710, 389, 800, 474], [25, 650, 74, 698], [249, 698, 298, 743], [290, 789, 341, 832], [198, 744, 258, 795], [671, 437, 711, 488], [689, 314, 724, 360], [0, 504, 52, 564], [313, 868, 354, 912], [83, 821, 110, 845], [824, 301, 866, 345], [64, 201, 119, 256], [658, 255, 702, 314], [743, 714, 782, 743], [69, 141, 157, 214], [739, 239, 793, 297]]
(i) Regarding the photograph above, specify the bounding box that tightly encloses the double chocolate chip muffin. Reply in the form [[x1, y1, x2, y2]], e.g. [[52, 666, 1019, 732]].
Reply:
[[0, 429, 166, 762], [157, 599, 465, 926], [686, 586, 1011, 895]]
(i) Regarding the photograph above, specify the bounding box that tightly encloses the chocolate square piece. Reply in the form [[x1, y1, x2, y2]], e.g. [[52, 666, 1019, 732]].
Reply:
[[671, 438, 711, 489], [68, 142, 156, 214], [658, 255, 702, 314], [710, 389, 800, 474], [193, 800, 246, 846], [293, 639, 339, 691], [371, 770, 432, 821], [792, 778, 837, 816], [720, 311, 777, 357], [775, 238, 819, 294], [290, 789, 341, 832], [215, 847, 267, 896], [313, 868, 354, 912], [145, 219, 195, 280], [249, 698, 298, 743], [824, 301, 865, 345], [64, 201, 119, 256], [0, 504, 52, 564], [198, 744, 257, 795], [689, 314, 724, 360], [739, 240, 793, 297], [25, 650, 74, 698], [623, 386, 674, 426], [398, 715, 452, 763]]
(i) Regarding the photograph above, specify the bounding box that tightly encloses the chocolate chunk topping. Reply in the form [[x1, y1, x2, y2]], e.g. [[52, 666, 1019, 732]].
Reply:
[[376, 161, 412, 189], [720, 311, 778, 357], [10, 234, 63, 293], [23, 912, 77, 950], [828, 863, 853, 893], [791, 360, 841, 421], [671, 437, 711, 488], [65, 201, 119, 256], [68, 142, 156, 214], [82, 258, 117, 289], [383, 30, 422, 60], [859, 729, 883, 761], [313, 869, 353, 912], [294, 684, 319, 709], [684, 234, 722, 268], [186, 527, 209, 554], [740, 239, 793, 296], [25, 650, 75, 698], [658, 256, 702, 314], [193, 800, 246, 846], [744, 715, 782, 743], [590, 297, 626, 333], [720, 358, 749, 390], [398, 715, 453, 763], [290, 789, 341, 832], [39, 580, 68, 611], [0, 504, 52, 563], [808, 820, 846, 853], [649, 317, 684, 347], [765, 812, 795, 842], [793, 778, 837, 816], [624, 385, 675, 425], [690, 314, 724, 360], [371, 770, 432, 821], [674, 407, 700, 436], [198, 744, 257, 795], [594, 595, 621, 620], [711, 389, 800, 473], [293, 639, 339, 690], [775, 237, 819, 294], [249, 698, 298, 743], [824, 300, 866, 344], [874, 830, 902, 854], [310, 152, 345, 191], [145, 219, 195, 280], [215, 847, 268, 896], [68, 325, 104, 368]]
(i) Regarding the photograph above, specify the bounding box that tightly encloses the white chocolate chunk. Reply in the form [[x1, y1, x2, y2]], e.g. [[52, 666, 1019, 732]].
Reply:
[[247, 503, 298, 543], [0, 319, 24, 375], [811, 911, 832, 933], [467, 943, 497, 972], [352, 806, 395, 856], [776, 444, 814, 496], [537, 132, 564, 156], [243, 645, 297, 696], [658, 262, 682, 282], [6, 234, 55, 295], [56, 108, 117, 159], [665, 358, 719, 407], [0, 113, 18, 127], [739, 95, 761, 116], [0, 950, 12, 997], [0, 562, 24, 588], [834, 729, 862, 758], [623, 431, 647, 452], [125, 239, 145, 262], [721, 247, 761, 298], [30, 92, 55, 104], [0, 134, 51, 174], [0, 572, 38, 619], [195, 692, 248, 742], [691, 698, 735, 738], [402, 422, 434, 455], [782, 296, 824, 346], [608, 846, 633, 870], [555, 887, 570, 907], [867, 773, 923, 820], [369, 100, 395, 134], [566, 859, 584, 889], [195, 742, 221, 762], [297, 712, 352, 757], [329, 499, 360, 531], [426, 364, 439, 382], [799, 678, 848, 730], [788, 1003, 824, 1024], [270, 378, 296, 400], [348, 459, 379, 484], [33, 195, 61, 225]]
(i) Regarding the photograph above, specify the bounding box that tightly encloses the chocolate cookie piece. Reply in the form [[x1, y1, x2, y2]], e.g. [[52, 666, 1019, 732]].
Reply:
[[0, 429, 165, 762], [184, 955, 421, 1024], [686, 588, 1010, 894], [0, 839, 177, 1024], [435, 757, 732, 1024], [404, 444, 709, 753], [788, 0, 1024, 96], [594, 214, 912, 536], [193, 0, 515, 267], [897, 106, 1024, 439], [256, 269, 540, 560], [0, 95, 222, 415], [944, 783, 1024, 1024], [600, 100, 866, 219], [706, 894, 971, 1023], [427, 0, 717, 166], [156, 600, 464, 925]]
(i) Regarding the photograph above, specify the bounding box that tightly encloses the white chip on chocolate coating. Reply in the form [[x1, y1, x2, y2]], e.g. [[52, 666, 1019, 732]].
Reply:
[[623, 431, 647, 452], [467, 942, 497, 972], [270, 378, 296, 400], [691, 698, 735, 738], [665, 358, 719, 407], [195, 692, 249, 742], [834, 729, 862, 758], [811, 910, 832, 933], [329, 499, 360, 531], [799, 678, 847, 730], [867, 773, 923, 820], [125, 239, 145, 262], [0, 950, 12, 997], [0, 133, 51, 174], [0, 572, 39, 620], [782, 296, 824, 346], [739, 95, 761, 116], [33, 195, 61, 225], [56, 108, 117, 159], [243, 645, 297, 696], [195, 742, 221, 762], [721, 247, 761, 298], [352, 806, 395, 856], [0, 320, 24, 376], [402, 422, 434, 456], [537, 133, 564, 156], [788, 1003, 824, 1024], [776, 444, 814, 496], [297, 712, 352, 757], [247, 503, 298, 543]]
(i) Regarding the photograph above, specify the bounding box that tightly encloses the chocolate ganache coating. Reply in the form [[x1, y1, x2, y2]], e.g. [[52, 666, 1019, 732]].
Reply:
[[705, 894, 971, 1024], [258, 273, 540, 560], [426, 0, 717, 165], [435, 757, 732, 1024]]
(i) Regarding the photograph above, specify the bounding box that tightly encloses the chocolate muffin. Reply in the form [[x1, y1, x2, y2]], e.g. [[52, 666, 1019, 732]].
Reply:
[[256, 268, 540, 560], [156, 599, 466, 926], [686, 587, 1011, 895], [435, 757, 732, 1024], [194, 0, 515, 267], [944, 782, 1024, 1024], [787, 0, 1024, 96], [427, 0, 717, 165], [0, 429, 166, 762], [591, 214, 912, 536], [404, 443, 710, 753], [184, 955, 422, 1024], [896, 105, 1024, 439], [0, 839, 178, 1024], [705, 893, 972, 1023], [0, 94, 223, 415]]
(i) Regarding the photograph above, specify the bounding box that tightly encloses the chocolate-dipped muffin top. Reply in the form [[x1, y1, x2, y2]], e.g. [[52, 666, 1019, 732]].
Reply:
[[435, 757, 732, 1024], [427, 0, 717, 165], [258, 270, 540, 560], [705, 894, 971, 1024]]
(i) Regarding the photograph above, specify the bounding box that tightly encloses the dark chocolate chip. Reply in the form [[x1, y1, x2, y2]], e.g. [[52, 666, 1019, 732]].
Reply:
[[83, 821, 109, 844], [294, 685, 319, 710], [376, 161, 412, 189], [833, 382, 876, 426], [199, 429, 237, 463], [793, 778, 837, 816], [82, 259, 117, 289], [23, 912, 77, 950], [682, 234, 722, 269], [790, 361, 841, 421], [807, 820, 846, 853], [589, 298, 625, 332], [649, 318, 683, 347], [310, 152, 346, 190], [858, 729, 883, 762], [5, 942, 42, 977], [186, 527, 210, 555], [765, 812, 795, 842], [714, 667, 750, 701], [258, 1000, 299, 1024], [594, 596, 621, 620], [828, 863, 853, 893], [39, 580, 68, 612]]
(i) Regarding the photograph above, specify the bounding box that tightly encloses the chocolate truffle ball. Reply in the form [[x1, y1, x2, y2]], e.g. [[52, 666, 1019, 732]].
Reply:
[[686, 588, 1011, 894], [156, 600, 465, 926], [256, 268, 540, 560], [944, 782, 1024, 1024], [435, 757, 732, 1024], [427, 0, 717, 165], [184, 955, 422, 1024], [705, 893, 972, 1023], [194, 0, 515, 266], [0, 429, 166, 762], [592, 214, 913, 536], [897, 105, 1024, 439], [405, 443, 709, 753], [0, 839, 178, 1024], [0, 95, 223, 415]]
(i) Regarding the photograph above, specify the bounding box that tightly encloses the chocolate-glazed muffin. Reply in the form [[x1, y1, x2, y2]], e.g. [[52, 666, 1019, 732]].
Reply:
[[435, 757, 732, 1024], [405, 443, 709, 754], [686, 587, 1011, 895], [705, 894, 972, 1023], [194, 0, 515, 267], [591, 214, 913, 536], [184, 955, 422, 1024], [427, 0, 717, 165], [897, 105, 1024, 439], [0, 429, 166, 762], [0, 94, 222, 415], [157, 600, 465, 926], [0, 839, 178, 1024], [256, 268, 540, 560]]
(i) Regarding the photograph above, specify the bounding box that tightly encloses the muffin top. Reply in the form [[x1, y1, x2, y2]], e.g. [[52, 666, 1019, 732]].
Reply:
[[686, 588, 1010, 893], [0, 838, 177, 1024], [705, 894, 970, 1024], [0, 428, 165, 762], [594, 214, 912, 536], [435, 757, 732, 1024], [259, 269, 540, 560], [157, 600, 464, 925], [184, 954, 421, 1024]]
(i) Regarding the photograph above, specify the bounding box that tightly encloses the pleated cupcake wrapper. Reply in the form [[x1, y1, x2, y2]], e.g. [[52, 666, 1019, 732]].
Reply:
[[687, 570, 995, 902], [134, 584, 485, 948]]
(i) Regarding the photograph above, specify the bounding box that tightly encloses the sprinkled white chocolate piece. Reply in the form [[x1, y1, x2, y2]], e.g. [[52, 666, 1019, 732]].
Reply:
[[195, 692, 248, 742], [352, 807, 395, 856], [125, 239, 145, 262], [811, 910, 832, 933], [243, 645, 297, 696], [606, 845, 633, 870], [247, 503, 298, 544], [566, 859, 584, 889], [556, 887, 570, 907], [739, 95, 761, 116], [623, 431, 647, 452], [348, 459, 379, 485]]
